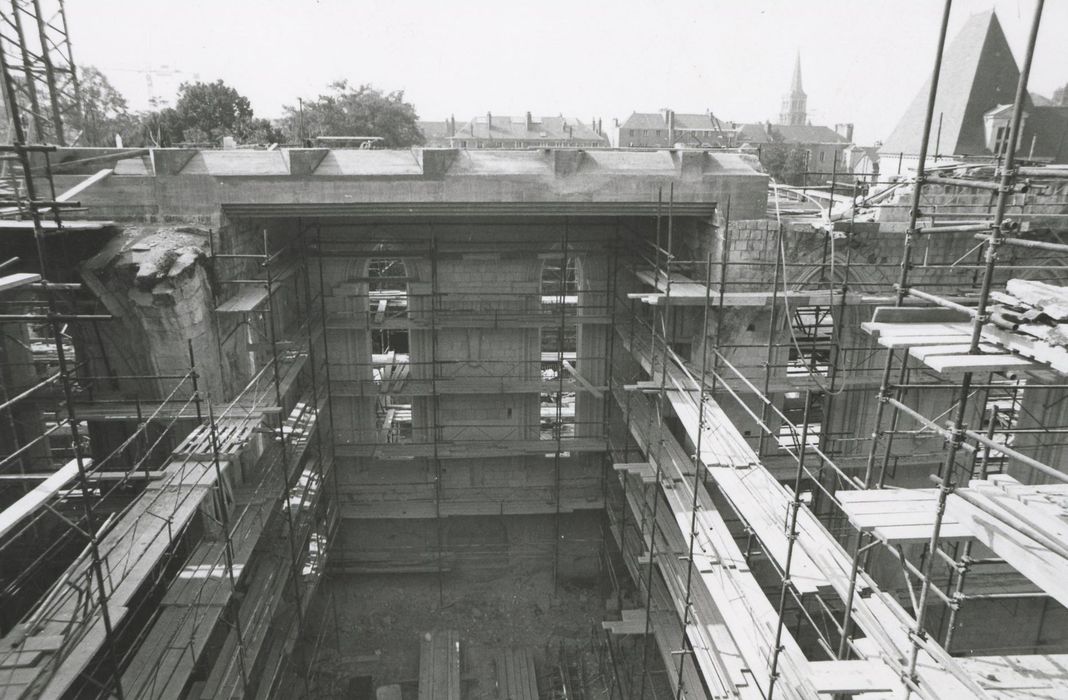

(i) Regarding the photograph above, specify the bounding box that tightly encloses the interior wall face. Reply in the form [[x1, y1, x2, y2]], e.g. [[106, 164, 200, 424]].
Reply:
[[314, 220, 614, 577]]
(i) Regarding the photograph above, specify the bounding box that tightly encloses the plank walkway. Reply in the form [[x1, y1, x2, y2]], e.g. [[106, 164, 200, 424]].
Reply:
[[839, 475, 1068, 608], [491, 647, 538, 700], [616, 325, 985, 699], [419, 630, 461, 700]]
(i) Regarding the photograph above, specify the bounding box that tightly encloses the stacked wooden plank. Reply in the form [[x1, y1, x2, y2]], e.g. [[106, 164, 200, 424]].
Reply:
[[419, 630, 461, 700], [862, 306, 1044, 375], [950, 475, 1068, 609], [491, 647, 538, 700], [840, 475, 1068, 609], [837, 489, 972, 543], [984, 279, 1068, 373]]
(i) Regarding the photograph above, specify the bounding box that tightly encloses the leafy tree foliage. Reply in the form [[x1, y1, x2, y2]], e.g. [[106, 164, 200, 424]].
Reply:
[[758, 131, 810, 186], [137, 79, 283, 146], [69, 66, 134, 145], [1053, 83, 1067, 106], [282, 81, 423, 147]]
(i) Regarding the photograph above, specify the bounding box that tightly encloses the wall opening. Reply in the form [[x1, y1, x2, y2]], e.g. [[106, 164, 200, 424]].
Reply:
[[368, 258, 411, 443], [541, 256, 577, 448], [778, 390, 823, 450], [787, 305, 833, 377]]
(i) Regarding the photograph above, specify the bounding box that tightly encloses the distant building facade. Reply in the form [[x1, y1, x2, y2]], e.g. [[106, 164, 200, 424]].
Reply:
[[609, 54, 854, 175], [419, 113, 608, 149], [609, 110, 737, 148]]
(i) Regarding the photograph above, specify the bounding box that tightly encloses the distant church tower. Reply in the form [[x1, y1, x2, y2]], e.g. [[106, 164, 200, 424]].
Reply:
[[779, 51, 807, 126]]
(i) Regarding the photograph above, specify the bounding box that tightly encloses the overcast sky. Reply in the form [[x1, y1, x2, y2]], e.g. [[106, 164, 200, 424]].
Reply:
[[68, 0, 1066, 146]]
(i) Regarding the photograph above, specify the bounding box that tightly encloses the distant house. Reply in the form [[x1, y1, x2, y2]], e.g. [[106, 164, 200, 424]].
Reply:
[[848, 145, 881, 185], [735, 122, 853, 176], [417, 120, 452, 147], [418, 113, 607, 149], [880, 9, 1068, 171], [609, 110, 737, 148]]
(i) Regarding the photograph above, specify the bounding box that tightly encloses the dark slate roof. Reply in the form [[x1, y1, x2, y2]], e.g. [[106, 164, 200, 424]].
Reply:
[[1026, 106, 1068, 162], [618, 112, 667, 130], [735, 123, 848, 145], [418, 121, 449, 139], [618, 112, 727, 131], [880, 10, 1027, 156]]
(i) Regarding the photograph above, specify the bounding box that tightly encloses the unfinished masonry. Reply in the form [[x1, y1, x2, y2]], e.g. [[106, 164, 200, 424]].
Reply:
[[2, 12, 1068, 699]]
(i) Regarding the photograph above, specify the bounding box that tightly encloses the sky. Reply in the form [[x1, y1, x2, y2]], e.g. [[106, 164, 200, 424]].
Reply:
[[67, 0, 1068, 146]]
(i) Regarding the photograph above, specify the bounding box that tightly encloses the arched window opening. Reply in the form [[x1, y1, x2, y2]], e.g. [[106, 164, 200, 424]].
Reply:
[[368, 259, 411, 443]]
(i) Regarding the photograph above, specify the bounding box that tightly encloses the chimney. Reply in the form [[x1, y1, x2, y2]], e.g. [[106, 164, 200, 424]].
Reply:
[[597, 118, 602, 135], [667, 109, 676, 146], [487, 111, 493, 130], [447, 114, 455, 137], [613, 117, 619, 127], [835, 123, 855, 142], [526, 111, 533, 131]]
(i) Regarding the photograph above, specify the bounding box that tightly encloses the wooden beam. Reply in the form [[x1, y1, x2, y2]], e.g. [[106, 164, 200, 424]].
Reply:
[[0, 459, 85, 540], [0, 273, 41, 293]]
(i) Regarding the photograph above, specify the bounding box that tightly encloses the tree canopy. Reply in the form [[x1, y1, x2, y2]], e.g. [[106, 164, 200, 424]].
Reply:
[[135, 79, 282, 146], [758, 132, 810, 187], [65, 65, 140, 146], [282, 81, 423, 147]]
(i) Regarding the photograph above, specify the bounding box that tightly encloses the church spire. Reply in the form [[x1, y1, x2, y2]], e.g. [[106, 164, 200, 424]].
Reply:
[[780, 50, 808, 126], [791, 50, 804, 94]]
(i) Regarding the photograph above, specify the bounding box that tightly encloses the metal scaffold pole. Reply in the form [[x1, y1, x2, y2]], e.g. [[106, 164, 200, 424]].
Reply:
[[903, 1, 1044, 690], [638, 184, 672, 700], [0, 38, 125, 699], [673, 247, 714, 699], [262, 229, 309, 639], [553, 218, 569, 592], [840, 0, 954, 662]]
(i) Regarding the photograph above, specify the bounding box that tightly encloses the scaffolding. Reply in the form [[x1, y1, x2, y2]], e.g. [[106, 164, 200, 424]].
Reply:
[[0, 22, 338, 695], [0, 0, 81, 146], [599, 3, 1068, 699]]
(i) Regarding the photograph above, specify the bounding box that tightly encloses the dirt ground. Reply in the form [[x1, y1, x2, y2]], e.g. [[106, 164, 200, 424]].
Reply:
[[299, 569, 609, 698]]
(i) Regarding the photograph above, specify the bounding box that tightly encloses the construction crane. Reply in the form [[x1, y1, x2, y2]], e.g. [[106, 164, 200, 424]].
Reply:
[[106, 64, 200, 109]]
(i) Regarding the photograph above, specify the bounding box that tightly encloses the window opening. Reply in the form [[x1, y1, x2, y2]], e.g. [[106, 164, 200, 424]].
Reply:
[[368, 259, 412, 443], [787, 305, 833, 377]]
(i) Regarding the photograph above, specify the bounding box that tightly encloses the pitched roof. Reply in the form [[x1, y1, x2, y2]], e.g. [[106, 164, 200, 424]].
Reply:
[[619, 112, 668, 130], [454, 115, 606, 143], [618, 112, 727, 131], [1026, 106, 1068, 162], [418, 120, 449, 139], [735, 123, 848, 145], [880, 10, 1028, 156]]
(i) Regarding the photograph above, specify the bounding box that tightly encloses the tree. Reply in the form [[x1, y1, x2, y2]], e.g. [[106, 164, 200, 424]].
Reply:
[[133, 79, 281, 146], [757, 130, 810, 186], [65, 66, 140, 146], [282, 81, 423, 148], [171, 79, 255, 143], [1053, 83, 1068, 107]]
